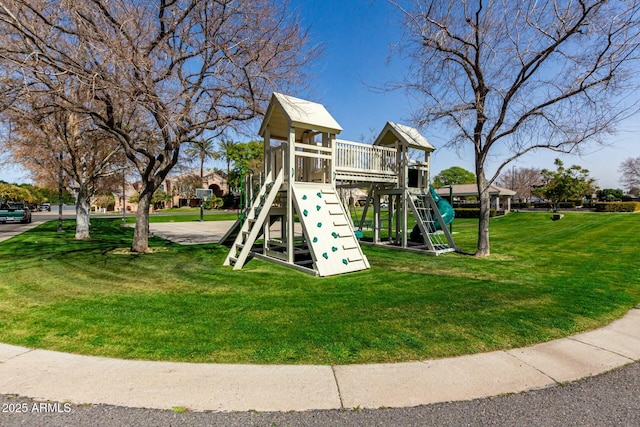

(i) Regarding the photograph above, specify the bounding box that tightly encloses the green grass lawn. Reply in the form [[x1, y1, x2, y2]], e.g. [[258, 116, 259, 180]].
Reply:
[[120, 208, 239, 223], [0, 212, 638, 365]]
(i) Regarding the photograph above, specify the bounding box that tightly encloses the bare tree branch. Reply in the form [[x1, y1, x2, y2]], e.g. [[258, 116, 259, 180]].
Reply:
[[0, 0, 317, 251], [390, 0, 640, 255]]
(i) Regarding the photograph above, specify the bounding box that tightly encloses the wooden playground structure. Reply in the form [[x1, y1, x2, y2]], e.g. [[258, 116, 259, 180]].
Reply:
[[222, 93, 456, 277]]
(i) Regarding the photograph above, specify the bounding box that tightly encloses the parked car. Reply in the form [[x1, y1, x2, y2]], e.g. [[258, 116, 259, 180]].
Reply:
[[0, 202, 32, 223], [39, 203, 51, 211]]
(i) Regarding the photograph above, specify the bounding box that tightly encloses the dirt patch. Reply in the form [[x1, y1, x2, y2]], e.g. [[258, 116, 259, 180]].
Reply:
[[106, 247, 169, 255]]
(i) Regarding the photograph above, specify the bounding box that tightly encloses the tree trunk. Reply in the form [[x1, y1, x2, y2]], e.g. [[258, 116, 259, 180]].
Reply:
[[75, 185, 91, 240], [131, 188, 153, 252], [476, 171, 491, 257], [200, 156, 205, 184]]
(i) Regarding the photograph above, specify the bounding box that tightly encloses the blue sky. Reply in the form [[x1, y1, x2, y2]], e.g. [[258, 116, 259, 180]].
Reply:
[[3, 0, 638, 189], [285, 0, 639, 190]]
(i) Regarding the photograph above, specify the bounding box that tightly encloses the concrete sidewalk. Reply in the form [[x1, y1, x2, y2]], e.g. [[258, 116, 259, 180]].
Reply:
[[148, 220, 236, 244], [1, 308, 638, 412]]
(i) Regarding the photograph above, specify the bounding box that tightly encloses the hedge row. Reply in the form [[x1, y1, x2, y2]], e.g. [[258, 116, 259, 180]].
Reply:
[[454, 208, 497, 218], [512, 201, 591, 209], [453, 203, 480, 209], [594, 202, 640, 212]]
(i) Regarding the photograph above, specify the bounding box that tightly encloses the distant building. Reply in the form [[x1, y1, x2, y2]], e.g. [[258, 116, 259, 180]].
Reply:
[[163, 170, 228, 208], [112, 182, 139, 213], [106, 170, 228, 213], [435, 183, 516, 212]]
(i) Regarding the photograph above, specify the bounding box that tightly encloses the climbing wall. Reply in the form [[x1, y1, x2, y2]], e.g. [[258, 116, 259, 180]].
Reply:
[[292, 182, 370, 276]]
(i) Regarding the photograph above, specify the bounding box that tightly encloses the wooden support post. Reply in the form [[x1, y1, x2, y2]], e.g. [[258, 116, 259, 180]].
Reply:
[[264, 127, 271, 176], [372, 186, 380, 244], [286, 127, 296, 264], [326, 132, 334, 185]]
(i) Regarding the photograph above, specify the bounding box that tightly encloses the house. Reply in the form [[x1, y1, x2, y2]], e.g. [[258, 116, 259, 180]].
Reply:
[[112, 182, 140, 213], [163, 169, 228, 208]]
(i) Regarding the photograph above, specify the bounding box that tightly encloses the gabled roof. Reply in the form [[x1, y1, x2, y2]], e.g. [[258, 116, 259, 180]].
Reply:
[[259, 93, 342, 140], [373, 122, 435, 152]]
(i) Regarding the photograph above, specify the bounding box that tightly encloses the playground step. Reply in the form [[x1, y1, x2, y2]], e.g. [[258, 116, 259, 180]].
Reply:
[[223, 168, 284, 270]]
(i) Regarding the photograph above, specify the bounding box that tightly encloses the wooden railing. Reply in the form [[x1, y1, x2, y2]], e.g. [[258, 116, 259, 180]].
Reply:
[[335, 139, 397, 178]]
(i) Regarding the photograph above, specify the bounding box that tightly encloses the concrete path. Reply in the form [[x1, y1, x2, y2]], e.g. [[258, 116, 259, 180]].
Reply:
[[148, 220, 236, 244], [1, 308, 638, 412]]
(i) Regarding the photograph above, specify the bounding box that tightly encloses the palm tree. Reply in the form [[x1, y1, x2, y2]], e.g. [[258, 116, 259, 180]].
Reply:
[[184, 138, 217, 184], [215, 139, 238, 192]]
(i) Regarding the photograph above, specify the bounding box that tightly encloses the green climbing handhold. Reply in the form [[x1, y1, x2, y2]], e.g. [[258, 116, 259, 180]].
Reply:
[[317, 222, 322, 228], [331, 232, 339, 238], [317, 192, 322, 198], [322, 252, 329, 259], [316, 205, 321, 211], [303, 209, 308, 217], [342, 259, 349, 265], [331, 246, 338, 252], [312, 237, 318, 243], [302, 195, 307, 200]]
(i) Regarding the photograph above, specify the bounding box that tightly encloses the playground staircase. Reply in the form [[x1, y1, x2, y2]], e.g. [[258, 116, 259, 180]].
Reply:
[[292, 182, 370, 276], [224, 169, 284, 270], [407, 191, 457, 255]]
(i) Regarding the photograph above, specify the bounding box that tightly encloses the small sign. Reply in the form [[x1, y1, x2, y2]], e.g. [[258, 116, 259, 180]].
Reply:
[[195, 189, 213, 200]]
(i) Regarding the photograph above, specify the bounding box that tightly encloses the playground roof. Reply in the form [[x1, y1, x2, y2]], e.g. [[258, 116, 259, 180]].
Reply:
[[373, 122, 435, 152], [259, 93, 343, 140]]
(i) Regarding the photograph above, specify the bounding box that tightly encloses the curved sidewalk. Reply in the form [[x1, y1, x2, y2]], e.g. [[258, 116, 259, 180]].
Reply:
[[0, 307, 639, 412]]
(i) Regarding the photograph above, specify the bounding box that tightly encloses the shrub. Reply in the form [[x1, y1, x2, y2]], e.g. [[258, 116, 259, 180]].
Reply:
[[223, 194, 240, 209], [594, 202, 640, 212], [454, 208, 497, 218], [558, 201, 576, 209], [533, 202, 552, 209], [452, 202, 480, 209]]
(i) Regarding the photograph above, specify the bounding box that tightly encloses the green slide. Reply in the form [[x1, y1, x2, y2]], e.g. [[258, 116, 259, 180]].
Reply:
[[429, 186, 454, 230]]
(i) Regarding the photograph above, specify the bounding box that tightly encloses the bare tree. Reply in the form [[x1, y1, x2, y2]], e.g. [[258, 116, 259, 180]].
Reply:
[[2, 89, 121, 239], [619, 157, 640, 191], [496, 167, 542, 201], [391, 0, 640, 255], [0, 0, 316, 252]]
